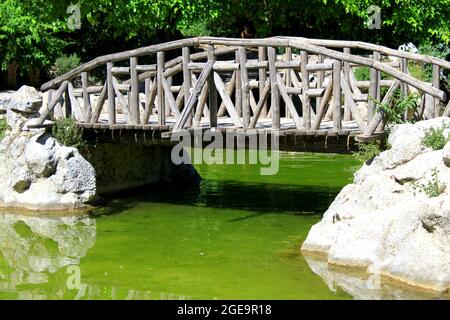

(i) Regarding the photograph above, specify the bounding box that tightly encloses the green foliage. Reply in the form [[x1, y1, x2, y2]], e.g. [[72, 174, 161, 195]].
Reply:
[[0, 0, 67, 71], [413, 168, 446, 198], [334, 0, 450, 44], [373, 91, 420, 126], [408, 62, 426, 82], [419, 42, 450, 81], [52, 117, 85, 148], [51, 54, 81, 77], [0, 117, 9, 140], [421, 124, 450, 150], [354, 67, 370, 81], [353, 141, 382, 164]]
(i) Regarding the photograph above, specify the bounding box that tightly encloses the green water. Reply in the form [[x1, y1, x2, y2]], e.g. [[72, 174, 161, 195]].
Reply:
[[0, 152, 360, 300]]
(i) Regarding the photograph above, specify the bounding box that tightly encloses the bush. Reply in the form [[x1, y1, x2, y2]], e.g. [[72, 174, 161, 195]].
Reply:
[[0, 117, 9, 140], [354, 66, 370, 81], [353, 141, 382, 164], [421, 124, 450, 150], [419, 42, 450, 82], [413, 168, 445, 198], [52, 117, 85, 148], [51, 54, 81, 77], [374, 91, 420, 126]]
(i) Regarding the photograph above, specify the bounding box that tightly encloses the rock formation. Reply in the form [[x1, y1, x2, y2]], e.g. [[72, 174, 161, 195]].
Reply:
[[302, 117, 450, 294], [0, 86, 96, 211]]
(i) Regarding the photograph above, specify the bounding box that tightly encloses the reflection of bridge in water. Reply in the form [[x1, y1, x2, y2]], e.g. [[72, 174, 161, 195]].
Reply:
[[33, 37, 450, 153]]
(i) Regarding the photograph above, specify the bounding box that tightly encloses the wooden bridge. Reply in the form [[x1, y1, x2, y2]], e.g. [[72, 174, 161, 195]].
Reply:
[[36, 37, 450, 152]]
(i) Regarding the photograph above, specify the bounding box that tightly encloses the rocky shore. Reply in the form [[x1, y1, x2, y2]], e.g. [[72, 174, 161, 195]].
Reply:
[[0, 87, 96, 211], [302, 117, 450, 294]]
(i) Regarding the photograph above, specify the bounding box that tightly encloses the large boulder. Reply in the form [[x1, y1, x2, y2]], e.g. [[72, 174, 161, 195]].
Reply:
[[302, 118, 450, 294], [0, 86, 42, 114], [1, 86, 42, 133], [0, 131, 96, 211]]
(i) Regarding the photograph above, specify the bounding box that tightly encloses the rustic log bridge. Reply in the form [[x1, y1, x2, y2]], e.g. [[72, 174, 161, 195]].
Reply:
[[37, 36, 449, 147]]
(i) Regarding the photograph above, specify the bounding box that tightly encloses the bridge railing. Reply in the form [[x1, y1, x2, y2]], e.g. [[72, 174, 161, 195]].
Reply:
[[38, 37, 450, 138]]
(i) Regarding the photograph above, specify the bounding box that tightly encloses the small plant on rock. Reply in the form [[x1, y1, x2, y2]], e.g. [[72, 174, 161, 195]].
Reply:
[[52, 117, 85, 148], [0, 117, 9, 140], [421, 124, 450, 150], [413, 168, 446, 198], [353, 141, 382, 164]]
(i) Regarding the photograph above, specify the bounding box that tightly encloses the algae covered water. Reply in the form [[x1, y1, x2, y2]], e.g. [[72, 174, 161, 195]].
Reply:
[[0, 152, 359, 300]]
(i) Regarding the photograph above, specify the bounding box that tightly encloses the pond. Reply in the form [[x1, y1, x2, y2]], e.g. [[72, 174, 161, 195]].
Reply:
[[0, 152, 367, 299]]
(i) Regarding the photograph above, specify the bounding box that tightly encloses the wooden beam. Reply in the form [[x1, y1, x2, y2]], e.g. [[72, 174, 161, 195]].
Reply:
[[157, 52, 165, 125], [130, 57, 140, 124], [213, 72, 243, 128], [174, 60, 214, 131], [332, 60, 342, 131], [239, 46, 250, 128], [268, 47, 280, 130], [301, 51, 311, 129], [208, 45, 218, 127], [107, 62, 116, 124]]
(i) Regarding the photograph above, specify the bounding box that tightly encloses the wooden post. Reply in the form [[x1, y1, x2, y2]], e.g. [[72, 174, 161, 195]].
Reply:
[[368, 51, 380, 122], [208, 45, 218, 128], [285, 47, 292, 119], [239, 46, 250, 128], [107, 62, 116, 124], [433, 64, 441, 117], [301, 51, 311, 129], [258, 47, 268, 118], [144, 77, 151, 123], [81, 72, 91, 122], [64, 87, 72, 118], [165, 76, 173, 117], [400, 58, 408, 96], [130, 57, 140, 124], [316, 54, 324, 118], [332, 60, 342, 131], [343, 48, 351, 121], [268, 47, 280, 130], [182, 47, 192, 126], [157, 52, 165, 125], [235, 50, 242, 117]]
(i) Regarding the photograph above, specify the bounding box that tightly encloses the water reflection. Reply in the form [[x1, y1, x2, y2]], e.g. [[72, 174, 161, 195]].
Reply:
[[0, 212, 96, 299], [303, 254, 450, 300]]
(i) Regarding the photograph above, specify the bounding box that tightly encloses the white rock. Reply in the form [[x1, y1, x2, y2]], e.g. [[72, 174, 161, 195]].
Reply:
[[0, 131, 97, 211], [302, 118, 450, 293], [0, 86, 42, 114]]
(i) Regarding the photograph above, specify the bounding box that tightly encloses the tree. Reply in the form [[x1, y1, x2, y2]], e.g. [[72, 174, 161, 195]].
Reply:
[[0, 0, 67, 71]]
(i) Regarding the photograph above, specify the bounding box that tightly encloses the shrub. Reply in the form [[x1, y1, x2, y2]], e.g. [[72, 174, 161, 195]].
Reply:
[[52, 117, 85, 148], [0, 117, 9, 140], [413, 169, 445, 198], [353, 141, 382, 164], [373, 91, 420, 126], [419, 42, 450, 82], [421, 124, 450, 150], [51, 54, 81, 77]]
